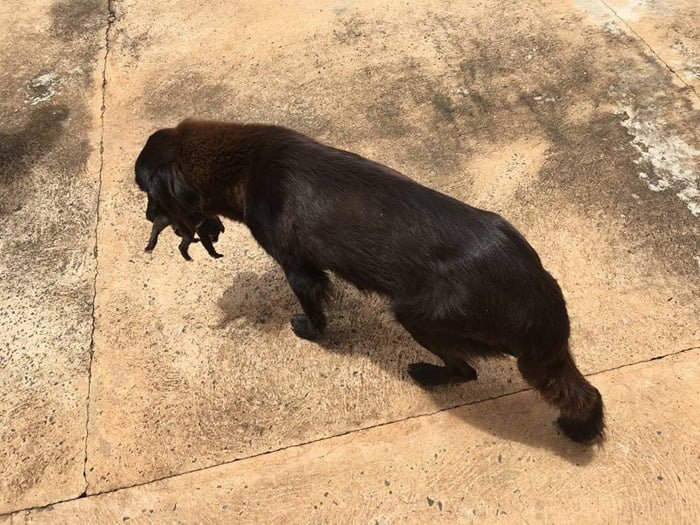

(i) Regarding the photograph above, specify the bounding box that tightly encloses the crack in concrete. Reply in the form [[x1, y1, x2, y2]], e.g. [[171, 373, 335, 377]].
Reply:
[[5, 344, 696, 517], [80, 0, 117, 498], [599, 0, 699, 102]]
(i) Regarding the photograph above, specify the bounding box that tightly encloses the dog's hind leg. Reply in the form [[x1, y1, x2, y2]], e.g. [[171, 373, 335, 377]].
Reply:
[[284, 263, 330, 341], [405, 328, 478, 386], [394, 310, 478, 386], [178, 238, 194, 261], [177, 227, 198, 261]]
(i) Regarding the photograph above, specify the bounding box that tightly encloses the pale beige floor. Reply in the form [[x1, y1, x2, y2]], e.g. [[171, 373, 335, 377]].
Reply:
[[1, 0, 698, 523]]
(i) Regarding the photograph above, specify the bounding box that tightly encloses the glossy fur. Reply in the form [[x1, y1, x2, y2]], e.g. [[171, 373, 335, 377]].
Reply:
[[144, 213, 225, 260], [135, 119, 605, 443]]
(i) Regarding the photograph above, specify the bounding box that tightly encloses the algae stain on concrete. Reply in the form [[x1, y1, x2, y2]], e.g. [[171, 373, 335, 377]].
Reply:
[[619, 105, 700, 217]]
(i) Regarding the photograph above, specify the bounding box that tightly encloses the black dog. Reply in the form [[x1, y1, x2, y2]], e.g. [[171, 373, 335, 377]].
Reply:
[[135, 119, 604, 443], [145, 212, 225, 260]]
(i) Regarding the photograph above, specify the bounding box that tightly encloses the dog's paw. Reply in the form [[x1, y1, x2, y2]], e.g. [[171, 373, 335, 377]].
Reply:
[[407, 362, 450, 386], [290, 314, 320, 341]]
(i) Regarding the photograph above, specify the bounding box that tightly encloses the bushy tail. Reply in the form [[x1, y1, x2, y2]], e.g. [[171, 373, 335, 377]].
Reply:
[[518, 346, 605, 443]]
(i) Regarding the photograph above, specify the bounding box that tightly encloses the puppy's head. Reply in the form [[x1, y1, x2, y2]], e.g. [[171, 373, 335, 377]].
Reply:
[[198, 217, 225, 242]]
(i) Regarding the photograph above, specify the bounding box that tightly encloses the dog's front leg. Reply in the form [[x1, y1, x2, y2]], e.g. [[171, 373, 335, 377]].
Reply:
[[284, 264, 329, 341]]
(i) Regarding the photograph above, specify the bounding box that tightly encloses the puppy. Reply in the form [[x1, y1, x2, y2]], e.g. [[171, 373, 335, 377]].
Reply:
[[144, 212, 225, 260], [135, 119, 604, 443]]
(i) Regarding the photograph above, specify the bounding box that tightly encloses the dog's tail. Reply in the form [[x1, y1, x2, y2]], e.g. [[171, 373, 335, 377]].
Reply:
[[518, 342, 605, 443]]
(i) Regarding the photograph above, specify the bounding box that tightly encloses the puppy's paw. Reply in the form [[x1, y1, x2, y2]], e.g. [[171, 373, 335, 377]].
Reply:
[[213, 253, 224, 259], [290, 314, 320, 341]]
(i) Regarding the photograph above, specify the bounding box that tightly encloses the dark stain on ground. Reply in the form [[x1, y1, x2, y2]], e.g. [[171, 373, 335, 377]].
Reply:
[[364, 89, 411, 138], [49, 0, 105, 75], [330, 9, 699, 277], [50, 0, 104, 40], [342, 62, 469, 176], [524, 110, 700, 277], [431, 93, 456, 122], [1, 0, 104, 503], [0, 106, 70, 214], [116, 27, 151, 61], [143, 70, 334, 141], [333, 14, 369, 44]]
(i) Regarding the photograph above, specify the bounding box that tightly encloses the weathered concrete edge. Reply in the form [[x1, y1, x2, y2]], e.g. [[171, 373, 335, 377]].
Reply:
[[598, 0, 700, 102], [3, 344, 697, 518]]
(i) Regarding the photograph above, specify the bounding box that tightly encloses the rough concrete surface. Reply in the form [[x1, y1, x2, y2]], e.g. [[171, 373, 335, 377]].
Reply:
[[9, 350, 700, 524], [0, 0, 105, 512], [1, 0, 698, 521], [586, 0, 700, 93]]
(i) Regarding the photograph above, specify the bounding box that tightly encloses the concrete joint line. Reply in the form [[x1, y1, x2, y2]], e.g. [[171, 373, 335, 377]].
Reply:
[[67, 345, 700, 506], [80, 0, 116, 498], [599, 0, 699, 102], [2, 344, 698, 517]]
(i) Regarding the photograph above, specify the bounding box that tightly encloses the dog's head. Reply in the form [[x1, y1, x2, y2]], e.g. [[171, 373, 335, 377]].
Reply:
[[134, 129, 203, 231]]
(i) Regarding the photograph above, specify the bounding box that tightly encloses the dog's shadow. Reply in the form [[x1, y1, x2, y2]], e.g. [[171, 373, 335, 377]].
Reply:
[[216, 268, 597, 465]]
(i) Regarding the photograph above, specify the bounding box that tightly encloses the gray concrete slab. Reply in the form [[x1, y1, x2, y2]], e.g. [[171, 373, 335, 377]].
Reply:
[[579, 0, 700, 94], [1, 0, 698, 517], [13, 349, 700, 524], [84, 0, 699, 494], [0, 0, 106, 513]]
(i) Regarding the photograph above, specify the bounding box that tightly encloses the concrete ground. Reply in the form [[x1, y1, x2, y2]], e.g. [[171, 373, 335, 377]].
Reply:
[[1, 0, 698, 522]]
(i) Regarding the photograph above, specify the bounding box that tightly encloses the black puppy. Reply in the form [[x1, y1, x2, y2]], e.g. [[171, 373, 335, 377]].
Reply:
[[135, 119, 604, 443], [145, 212, 225, 260]]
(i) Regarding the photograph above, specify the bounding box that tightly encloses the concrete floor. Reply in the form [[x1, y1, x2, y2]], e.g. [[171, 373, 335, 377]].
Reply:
[[1, 0, 698, 522]]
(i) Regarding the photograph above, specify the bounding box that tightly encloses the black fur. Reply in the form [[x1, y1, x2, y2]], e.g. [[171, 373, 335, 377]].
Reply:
[[144, 212, 225, 260], [135, 119, 605, 443]]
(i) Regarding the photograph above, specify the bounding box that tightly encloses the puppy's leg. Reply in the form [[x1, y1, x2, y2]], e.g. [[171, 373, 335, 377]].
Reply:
[[284, 264, 329, 341], [178, 238, 194, 261], [199, 234, 223, 259], [145, 215, 170, 252], [178, 231, 198, 261]]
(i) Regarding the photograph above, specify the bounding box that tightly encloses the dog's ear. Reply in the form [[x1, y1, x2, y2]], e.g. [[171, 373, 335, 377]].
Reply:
[[150, 166, 201, 212], [135, 129, 176, 192], [148, 165, 202, 231]]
